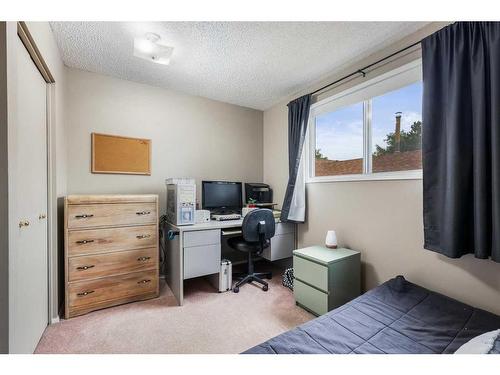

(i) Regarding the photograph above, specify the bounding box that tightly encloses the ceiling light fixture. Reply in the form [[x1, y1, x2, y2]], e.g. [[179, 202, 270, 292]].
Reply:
[[133, 32, 173, 65]]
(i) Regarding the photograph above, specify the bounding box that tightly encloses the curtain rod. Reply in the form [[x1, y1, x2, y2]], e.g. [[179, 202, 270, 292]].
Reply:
[[309, 39, 422, 97]]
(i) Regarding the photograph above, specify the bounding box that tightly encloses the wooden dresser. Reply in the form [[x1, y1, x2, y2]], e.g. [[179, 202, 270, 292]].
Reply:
[[64, 195, 159, 319]]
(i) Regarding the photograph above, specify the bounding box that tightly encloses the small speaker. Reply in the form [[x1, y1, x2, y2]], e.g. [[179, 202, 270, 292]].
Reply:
[[195, 209, 211, 223]]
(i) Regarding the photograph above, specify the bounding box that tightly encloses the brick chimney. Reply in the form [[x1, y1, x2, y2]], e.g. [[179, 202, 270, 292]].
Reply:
[[394, 112, 402, 153]]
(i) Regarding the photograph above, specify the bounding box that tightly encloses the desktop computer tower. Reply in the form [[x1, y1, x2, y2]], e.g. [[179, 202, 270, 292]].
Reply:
[[165, 178, 196, 226]]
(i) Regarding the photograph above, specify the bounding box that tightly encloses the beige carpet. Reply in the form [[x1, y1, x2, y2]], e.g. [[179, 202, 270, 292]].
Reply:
[[35, 273, 313, 354]]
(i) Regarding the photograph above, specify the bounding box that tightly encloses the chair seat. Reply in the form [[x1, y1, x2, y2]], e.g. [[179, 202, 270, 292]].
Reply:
[[228, 235, 270, 253]]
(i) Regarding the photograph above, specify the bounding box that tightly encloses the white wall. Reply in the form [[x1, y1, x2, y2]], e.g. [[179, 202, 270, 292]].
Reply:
[[64, 67, 264, 212], [263, 23, 500, 315]]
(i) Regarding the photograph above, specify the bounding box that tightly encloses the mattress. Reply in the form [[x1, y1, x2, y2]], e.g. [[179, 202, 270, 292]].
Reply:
[[243, 276, 500, 354]]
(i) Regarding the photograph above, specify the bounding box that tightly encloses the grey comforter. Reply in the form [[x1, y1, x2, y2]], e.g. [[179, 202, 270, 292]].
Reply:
[[244, 276, 500, 354]]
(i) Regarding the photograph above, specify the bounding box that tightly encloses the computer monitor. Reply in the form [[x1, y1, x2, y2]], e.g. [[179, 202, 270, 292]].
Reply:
[[202, 181, 243, 214]]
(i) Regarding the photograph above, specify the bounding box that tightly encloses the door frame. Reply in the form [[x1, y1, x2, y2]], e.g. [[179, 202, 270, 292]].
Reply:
[[17, 21, 58, 325]]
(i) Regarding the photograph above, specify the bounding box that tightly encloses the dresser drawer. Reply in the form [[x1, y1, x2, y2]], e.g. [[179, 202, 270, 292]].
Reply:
[[294, 255, 328, 292], [68, 225, 157, 256], [294, 279, 328, 316], [183, 229, 220, 248], [68, 270, 157, 309], [68, 247, 158, 282], [67, 203, 156, 229]]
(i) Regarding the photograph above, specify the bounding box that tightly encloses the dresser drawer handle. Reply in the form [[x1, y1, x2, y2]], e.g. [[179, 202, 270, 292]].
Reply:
[[76, 265, 95, 271], [75, 214, 94, 219], [77, 290, 95, 297], [136, 234, 151, 239], [136, 211, 151, 216], [137, 256, 151, 262], [137, 279, 151, 284], [76, 239, 95, 245]]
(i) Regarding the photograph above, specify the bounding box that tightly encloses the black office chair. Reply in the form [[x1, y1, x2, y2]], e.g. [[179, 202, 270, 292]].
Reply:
[[228, 209, 275, 293]]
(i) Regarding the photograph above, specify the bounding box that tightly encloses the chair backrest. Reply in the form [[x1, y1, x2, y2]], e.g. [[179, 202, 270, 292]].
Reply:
[[242, 208, 276, 242]]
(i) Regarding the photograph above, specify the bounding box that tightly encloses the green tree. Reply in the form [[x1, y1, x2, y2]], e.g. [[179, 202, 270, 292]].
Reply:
[[374, 121, 422, 156], [315, 149, 328, 160]]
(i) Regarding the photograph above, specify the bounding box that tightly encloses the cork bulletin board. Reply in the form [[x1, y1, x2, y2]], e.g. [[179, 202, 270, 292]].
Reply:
[[91, 133, 151, 175]]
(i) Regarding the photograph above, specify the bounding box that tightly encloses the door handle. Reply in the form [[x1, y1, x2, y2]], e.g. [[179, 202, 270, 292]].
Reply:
[[136, 211, 151, 216], [136, 234, 151, 239], [38, 213, 47, 220], [75, 214, 94, 219], [137, 256, 151, 262], [137, 279, 151, 284], [18, 220, 30, 228]]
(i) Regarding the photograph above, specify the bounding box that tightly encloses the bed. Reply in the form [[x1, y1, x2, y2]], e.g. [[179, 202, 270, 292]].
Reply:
[[244, 276, 500, 354]]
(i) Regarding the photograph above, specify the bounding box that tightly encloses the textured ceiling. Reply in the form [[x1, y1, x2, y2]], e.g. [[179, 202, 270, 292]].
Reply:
[[50, 22, 428, 110]]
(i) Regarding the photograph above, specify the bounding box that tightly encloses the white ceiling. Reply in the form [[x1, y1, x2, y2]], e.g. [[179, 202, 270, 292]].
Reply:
[[50, 22, 428, 110]]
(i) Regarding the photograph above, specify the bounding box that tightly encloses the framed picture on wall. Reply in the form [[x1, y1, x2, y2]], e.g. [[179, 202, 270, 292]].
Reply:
[[91, 133, 151, 175]]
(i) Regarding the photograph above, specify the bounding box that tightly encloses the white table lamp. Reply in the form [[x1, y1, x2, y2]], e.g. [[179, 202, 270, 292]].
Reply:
[[325, 230, 338, 249]]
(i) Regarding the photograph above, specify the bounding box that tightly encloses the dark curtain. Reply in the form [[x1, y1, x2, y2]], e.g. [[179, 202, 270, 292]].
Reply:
[[422, 22, 500, 262], [280, 94, 311, 223]]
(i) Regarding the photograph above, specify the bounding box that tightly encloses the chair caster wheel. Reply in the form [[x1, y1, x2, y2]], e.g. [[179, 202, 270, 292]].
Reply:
[[233, 287, 239, 293], [262, 285, 268, 291]]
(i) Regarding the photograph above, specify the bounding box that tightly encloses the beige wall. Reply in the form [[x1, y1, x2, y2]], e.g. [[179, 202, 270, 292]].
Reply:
[[64, 67, 263, 212], [263, 24, 500, 315]]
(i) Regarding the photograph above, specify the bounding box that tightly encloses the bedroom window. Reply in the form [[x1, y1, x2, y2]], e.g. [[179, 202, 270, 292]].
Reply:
[[307, 60, 423, 182]]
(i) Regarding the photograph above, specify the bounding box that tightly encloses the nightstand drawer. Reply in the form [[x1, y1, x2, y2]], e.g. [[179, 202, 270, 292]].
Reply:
[[294, 255, 328, 292], [294, 279, 328, 316]]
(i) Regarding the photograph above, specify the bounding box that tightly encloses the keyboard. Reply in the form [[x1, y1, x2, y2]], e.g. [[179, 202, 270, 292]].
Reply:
[[212, 213, 242, 221]]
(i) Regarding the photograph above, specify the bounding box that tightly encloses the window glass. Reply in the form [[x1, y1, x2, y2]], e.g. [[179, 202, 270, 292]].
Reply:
[[314, 102, 364, 176], [371, 81, 422, 173]]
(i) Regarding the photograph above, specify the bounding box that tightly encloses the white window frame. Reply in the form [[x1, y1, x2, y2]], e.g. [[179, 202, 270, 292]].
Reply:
[[306, 59, 423, 183]]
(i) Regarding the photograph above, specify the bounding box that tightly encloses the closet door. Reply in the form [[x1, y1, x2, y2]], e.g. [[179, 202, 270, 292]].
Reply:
[[10, 35, 48, 353]]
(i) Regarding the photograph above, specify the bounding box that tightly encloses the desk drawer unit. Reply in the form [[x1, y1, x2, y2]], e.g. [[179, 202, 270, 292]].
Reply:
[[274, 222, 295, 236], [261, 223, 296, 261], [65, 195, 159, 319], [293, 246, 360, 316], [184, 229, 220, 248], [183, 244, 221, 279], [183, 230, 221, 280]]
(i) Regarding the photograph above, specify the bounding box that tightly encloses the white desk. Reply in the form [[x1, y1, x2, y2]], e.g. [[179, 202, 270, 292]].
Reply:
[[164, 219, 296, 305]]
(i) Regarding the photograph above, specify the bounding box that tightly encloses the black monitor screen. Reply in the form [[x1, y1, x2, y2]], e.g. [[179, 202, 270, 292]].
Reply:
[[202, 181, 242, 212]]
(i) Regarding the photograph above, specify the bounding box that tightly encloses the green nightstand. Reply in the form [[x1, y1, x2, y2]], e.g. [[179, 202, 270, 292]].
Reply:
[[293, 246, 361, 316]]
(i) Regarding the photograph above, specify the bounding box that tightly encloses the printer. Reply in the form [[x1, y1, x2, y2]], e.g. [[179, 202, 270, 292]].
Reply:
[[244, 183, 273, 205]]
